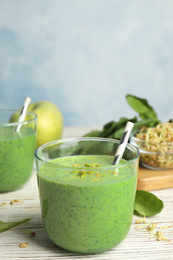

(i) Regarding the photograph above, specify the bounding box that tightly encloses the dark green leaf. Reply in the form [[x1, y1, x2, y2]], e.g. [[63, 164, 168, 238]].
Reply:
[[101, 117, 137, 138], [0, 218, 30, 233], [126, 94, 160, 122], [101, 121, 118, 137], [84, 130, 102, 137], [132, 118, 159, 132], [134, 190, 164, 217]]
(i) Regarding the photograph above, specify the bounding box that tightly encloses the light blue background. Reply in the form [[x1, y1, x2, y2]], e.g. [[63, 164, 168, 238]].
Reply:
[[0, 0, 173, 126]]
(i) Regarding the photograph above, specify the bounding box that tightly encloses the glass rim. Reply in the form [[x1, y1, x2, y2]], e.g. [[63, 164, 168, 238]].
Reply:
[[0, 109, 37, 127], [35, 137, 140, 170]]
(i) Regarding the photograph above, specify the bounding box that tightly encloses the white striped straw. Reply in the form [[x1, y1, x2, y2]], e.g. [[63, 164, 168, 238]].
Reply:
[[15, 97, 31, 132], [112, 121, 134, 165]]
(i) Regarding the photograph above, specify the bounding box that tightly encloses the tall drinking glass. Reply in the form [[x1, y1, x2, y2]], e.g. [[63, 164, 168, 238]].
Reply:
[[0, 109, 37, 192]]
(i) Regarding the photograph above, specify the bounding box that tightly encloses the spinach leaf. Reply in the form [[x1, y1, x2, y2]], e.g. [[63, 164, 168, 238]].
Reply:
[[0, 218, 30, 233], [134, 190, 164, 217], [82, 94, 160, 142], [101, 116, 137, 138], [132, 118, 159, 132], [83, 118, 158, 142], [126, 94, 160, 122], [84, 130, 102, 137]]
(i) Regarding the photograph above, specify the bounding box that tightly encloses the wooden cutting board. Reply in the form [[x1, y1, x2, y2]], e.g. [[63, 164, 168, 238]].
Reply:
[[137, 167, 173, 191]]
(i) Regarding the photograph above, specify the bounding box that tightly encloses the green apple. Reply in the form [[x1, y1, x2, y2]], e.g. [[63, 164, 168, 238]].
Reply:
[[10, 100, 63, 148], [28, 100, 63, 148]]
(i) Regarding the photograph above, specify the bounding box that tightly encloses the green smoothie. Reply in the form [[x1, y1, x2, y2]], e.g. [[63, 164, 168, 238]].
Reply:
[[37, 154, 137, 254], [0, 126, 36, 192]]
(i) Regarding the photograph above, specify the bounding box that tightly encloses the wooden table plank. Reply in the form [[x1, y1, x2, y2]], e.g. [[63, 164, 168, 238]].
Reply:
[[0, 127, 173, 260]]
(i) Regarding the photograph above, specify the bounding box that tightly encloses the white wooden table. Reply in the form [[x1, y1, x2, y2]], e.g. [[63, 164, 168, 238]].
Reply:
[[0, 126, 173, 260]]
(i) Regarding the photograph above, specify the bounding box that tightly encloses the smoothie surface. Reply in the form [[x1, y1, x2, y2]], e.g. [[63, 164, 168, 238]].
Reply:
[[39, 155, 136, 186]]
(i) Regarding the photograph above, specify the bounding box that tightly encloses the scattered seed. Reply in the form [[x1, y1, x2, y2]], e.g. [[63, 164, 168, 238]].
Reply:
[[19, 243, 28, 248], [159, 225, 173, 229], [134, 224, 149, 230], [134, 217, 172, 242], [147, 223, 158, 232], [10, 199, 24, 205], [0, 202, 7, 207], [155, 231, 171, 241], [135, 214, 146, 224], [24, 230, 36, 236]]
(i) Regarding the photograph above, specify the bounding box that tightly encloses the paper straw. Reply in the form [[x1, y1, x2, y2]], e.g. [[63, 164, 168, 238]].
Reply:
[[16, 97, 31, 132], [112, 121, 134, 165]]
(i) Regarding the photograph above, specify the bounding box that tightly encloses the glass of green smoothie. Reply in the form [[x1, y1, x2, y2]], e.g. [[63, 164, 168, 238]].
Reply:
[[35, 137, 139, 254], [0, 109, 37, 192]]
